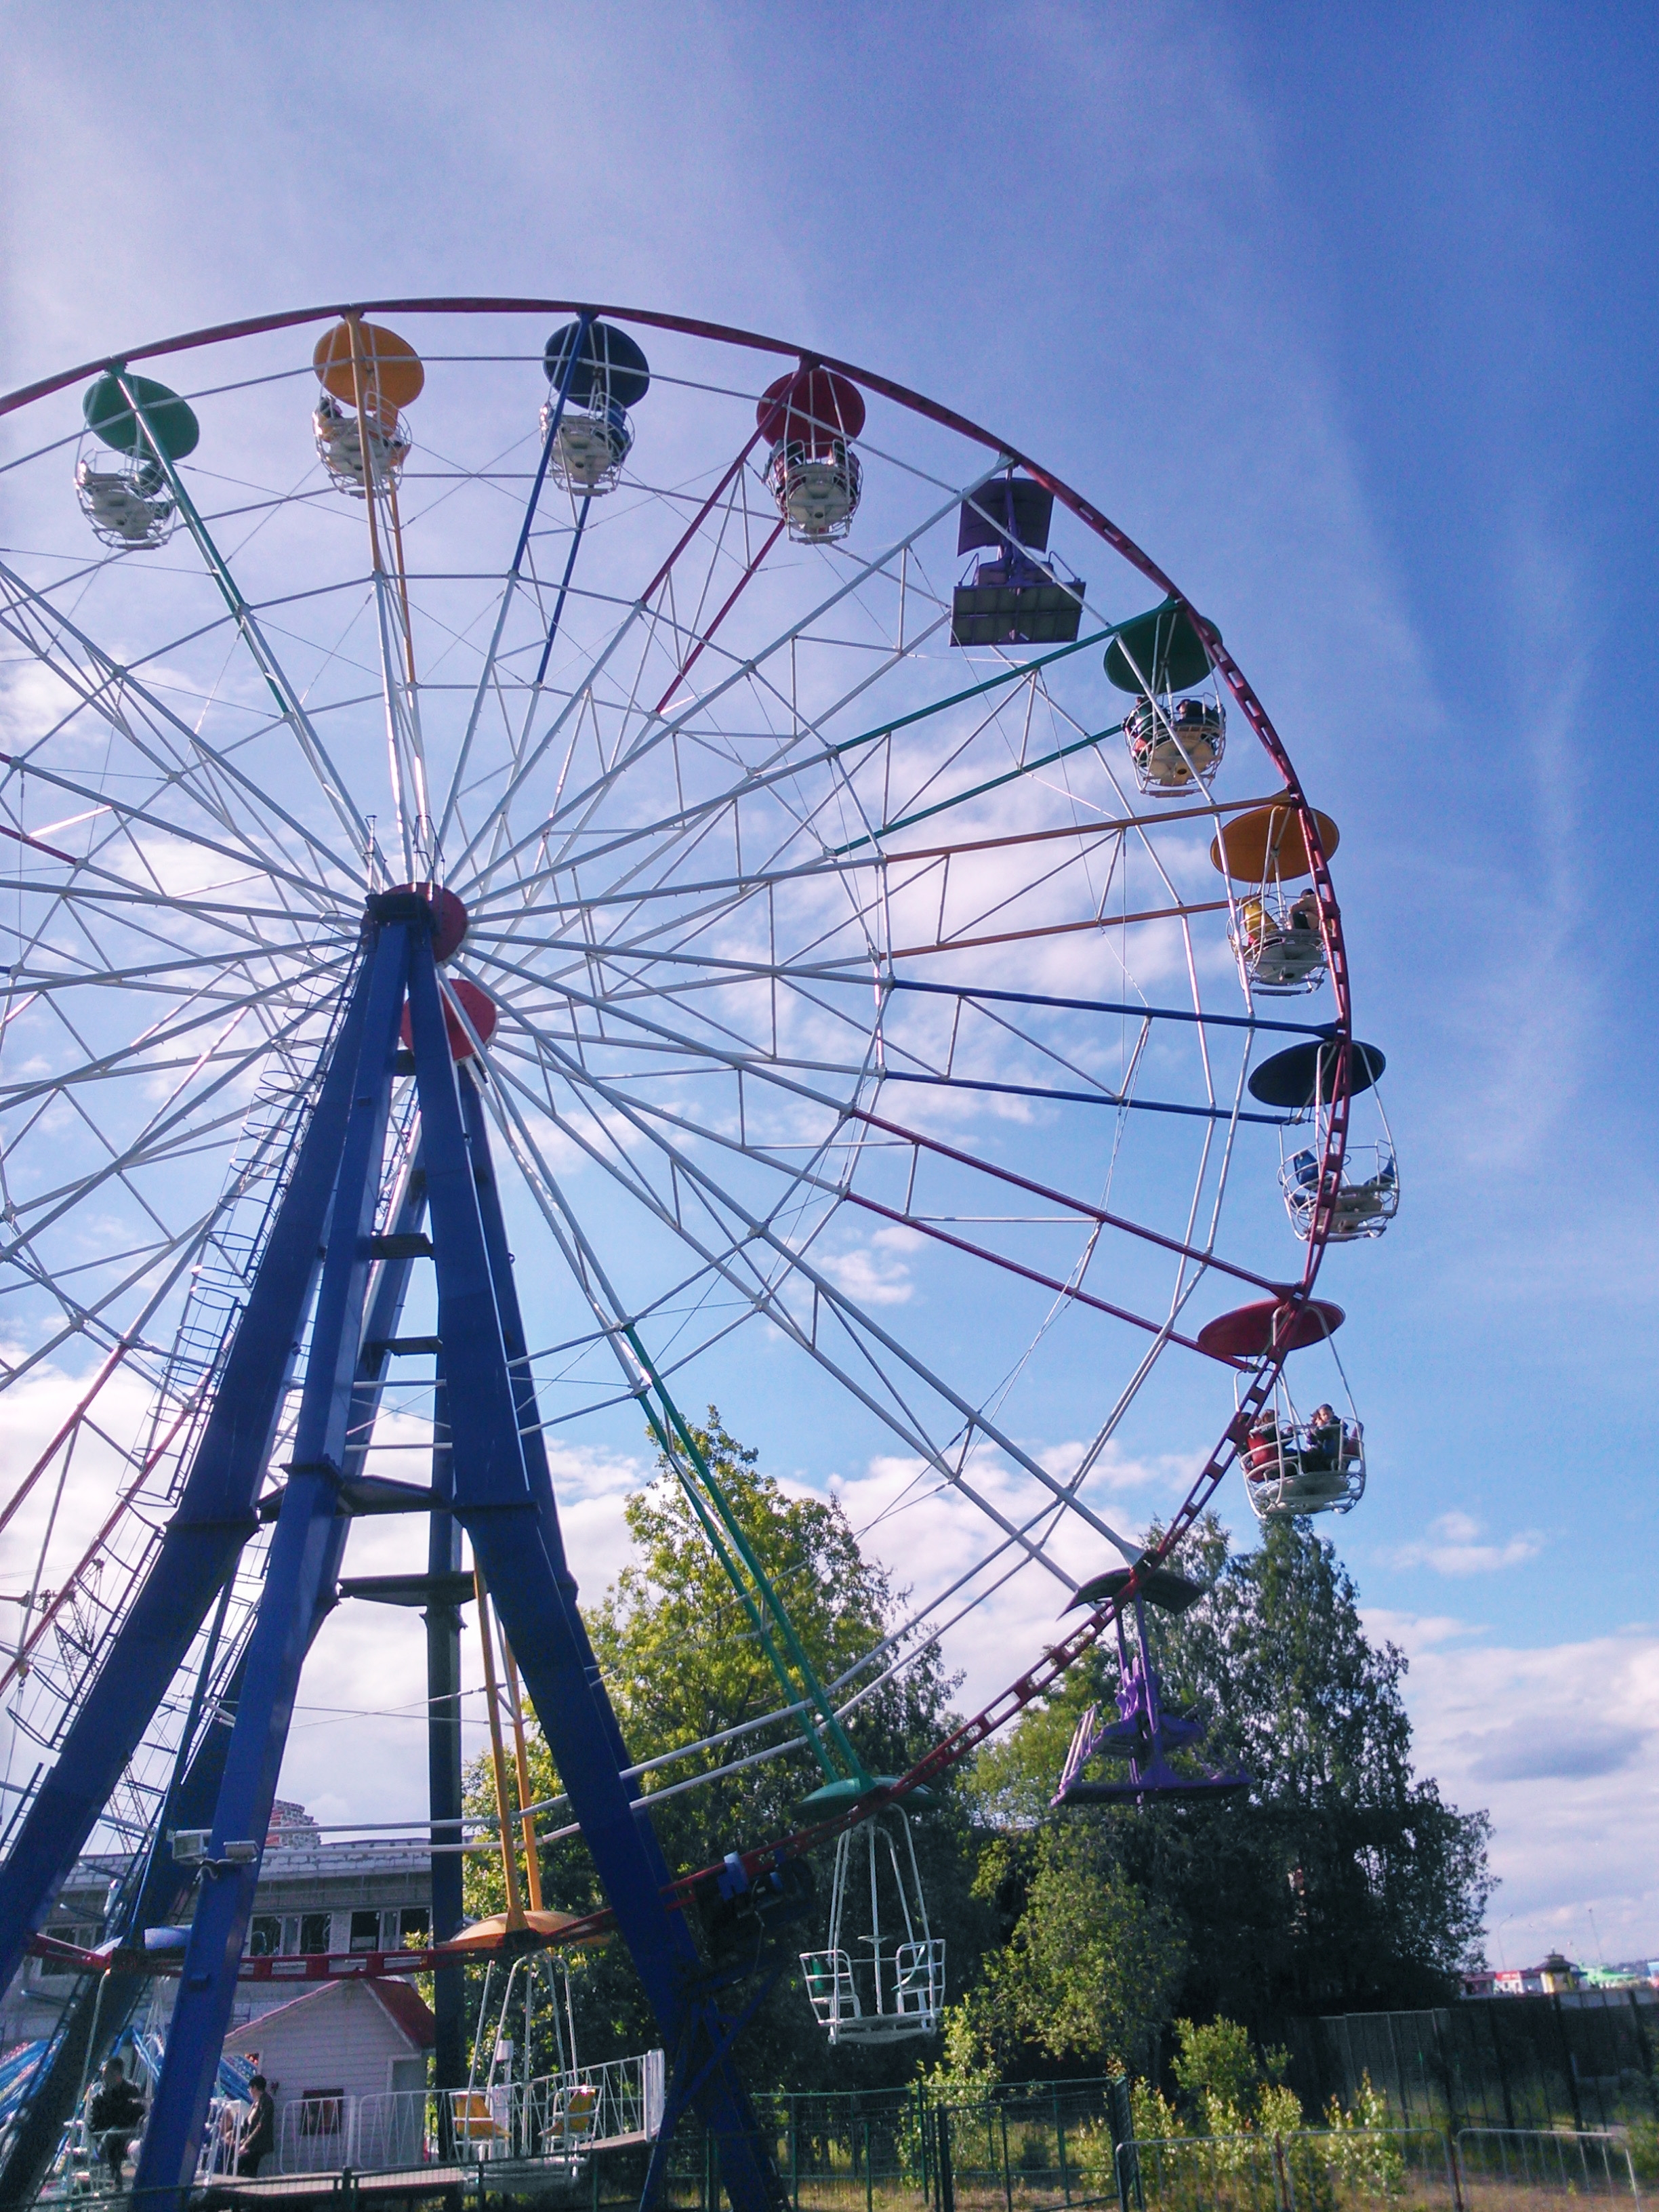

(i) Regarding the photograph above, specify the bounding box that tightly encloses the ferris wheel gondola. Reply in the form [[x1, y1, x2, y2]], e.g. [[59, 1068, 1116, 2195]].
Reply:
[[799, 1808, 943, 2043], [1250, 1038, 1399, 1240], [1211, 804, 1340, 996]]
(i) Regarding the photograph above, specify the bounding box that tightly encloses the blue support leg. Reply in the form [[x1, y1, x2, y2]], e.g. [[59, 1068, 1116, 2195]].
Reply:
[[407, 963, 783, 2212], [131, 920, 414, 2206], [0, 952, 376, 2001]]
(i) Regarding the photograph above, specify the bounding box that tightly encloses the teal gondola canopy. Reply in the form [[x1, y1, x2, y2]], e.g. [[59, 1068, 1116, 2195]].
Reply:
[[83, 372, 200, 462], [1105, 601, 1215, 694]]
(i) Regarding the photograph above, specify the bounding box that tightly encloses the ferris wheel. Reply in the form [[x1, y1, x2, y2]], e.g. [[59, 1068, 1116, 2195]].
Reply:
[[0, 302, 1391, 2209]]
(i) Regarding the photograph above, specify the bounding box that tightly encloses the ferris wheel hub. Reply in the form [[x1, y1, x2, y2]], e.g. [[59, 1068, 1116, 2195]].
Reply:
[[371, 882, 469, 961]]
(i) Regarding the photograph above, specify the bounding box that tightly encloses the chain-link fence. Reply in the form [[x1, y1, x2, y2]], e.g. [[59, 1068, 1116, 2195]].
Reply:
[[1287, 1994, 1659, 2136]]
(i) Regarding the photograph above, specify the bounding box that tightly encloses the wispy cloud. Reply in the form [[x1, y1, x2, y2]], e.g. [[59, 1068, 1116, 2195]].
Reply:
[[1383, 1511, 1544, 1576]]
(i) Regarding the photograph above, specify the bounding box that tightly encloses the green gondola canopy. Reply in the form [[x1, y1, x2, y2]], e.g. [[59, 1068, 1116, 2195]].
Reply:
[[1248, 1037, 1385, 1108], [1104, 601, 1216, 695], [83, 372, 200, 462]]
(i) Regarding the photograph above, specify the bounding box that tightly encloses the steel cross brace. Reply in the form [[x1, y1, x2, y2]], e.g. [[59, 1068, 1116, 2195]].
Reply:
[[57, 893, 785, 2212]]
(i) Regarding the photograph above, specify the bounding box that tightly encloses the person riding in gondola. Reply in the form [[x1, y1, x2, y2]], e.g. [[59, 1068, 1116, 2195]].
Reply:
[[1244, 1406, 1284, 1481], [1301, 1404, 1343, 1475]]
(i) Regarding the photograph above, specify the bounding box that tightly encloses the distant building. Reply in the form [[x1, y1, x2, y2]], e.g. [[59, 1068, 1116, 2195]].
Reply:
[[0, 1805, 434, 2047], [1461, 1950, 1659, 2000]]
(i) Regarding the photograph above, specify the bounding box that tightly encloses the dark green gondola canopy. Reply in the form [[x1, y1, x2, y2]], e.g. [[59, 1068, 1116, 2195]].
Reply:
[[83, 372, 200, 461], [1105, 601, 1216, 695], [1248, 1037, 1386, 1108]]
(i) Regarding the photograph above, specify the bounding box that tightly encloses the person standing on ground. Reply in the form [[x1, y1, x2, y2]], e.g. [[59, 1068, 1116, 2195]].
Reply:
[[237, 2074, 276, 2177]]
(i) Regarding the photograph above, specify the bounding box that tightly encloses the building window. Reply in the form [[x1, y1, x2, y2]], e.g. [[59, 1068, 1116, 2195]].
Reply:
[[298, 1913, 332, 1956], [350, 1910, 381, 1954], [36, 1926, 96, 1982], [297, 2092, 345, 2137], [247, 1916, 282, 1959], [398, 1907, 430, 1949]]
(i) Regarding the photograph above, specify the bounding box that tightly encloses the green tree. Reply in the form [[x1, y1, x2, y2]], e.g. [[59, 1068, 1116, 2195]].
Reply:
[[964, 1515, 1493, 2051], [464, 1412, 981, 2090]]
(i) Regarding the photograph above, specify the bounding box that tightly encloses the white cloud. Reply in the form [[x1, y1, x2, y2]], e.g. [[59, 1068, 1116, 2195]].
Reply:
[[1382, 1511, 1545, 1577], [1368, 1607, 1659, 1964]]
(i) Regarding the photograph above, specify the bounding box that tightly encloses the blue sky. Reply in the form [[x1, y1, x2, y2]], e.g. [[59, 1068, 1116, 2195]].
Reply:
[[3, 3, 1655, 1967]]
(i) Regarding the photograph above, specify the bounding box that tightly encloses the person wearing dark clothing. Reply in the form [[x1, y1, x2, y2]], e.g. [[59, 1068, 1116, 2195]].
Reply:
[[238, 2075, 276, 2177], [1302, 1403, 1343, 1475], [88, 2057, 146, 2185]]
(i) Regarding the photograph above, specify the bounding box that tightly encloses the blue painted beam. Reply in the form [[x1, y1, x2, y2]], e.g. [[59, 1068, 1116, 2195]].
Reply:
[[0, 950, 376, 2001], [131, 920, 413, 2204], [411, 970, 783, 2212]]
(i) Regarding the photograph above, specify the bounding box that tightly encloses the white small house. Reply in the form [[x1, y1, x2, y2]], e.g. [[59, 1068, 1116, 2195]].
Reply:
[[226, 1978, 434, 2172]]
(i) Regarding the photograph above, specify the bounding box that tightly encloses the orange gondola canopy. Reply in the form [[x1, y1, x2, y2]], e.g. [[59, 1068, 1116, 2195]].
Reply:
[[1210, 804, 1340, 884], [313, 322, 426, 413]]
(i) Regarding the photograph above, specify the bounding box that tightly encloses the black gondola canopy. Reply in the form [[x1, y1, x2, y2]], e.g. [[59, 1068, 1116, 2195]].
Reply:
[[1248, 1038, 1386, 1108]]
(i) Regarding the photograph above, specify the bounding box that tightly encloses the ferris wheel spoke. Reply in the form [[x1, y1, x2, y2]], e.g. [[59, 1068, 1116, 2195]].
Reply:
[[110, 376, 371, 854], [438, 419, 778, 878], [465, 623, 1135, 922], [0, 949, 344, 1115], [0, 981, 336, 1275], [481, 1020, 1139, 1566], [480, 1057, 1090, 1586], [0, 745, 350, 910], [459, 464, 997, 900], [0, 563, 361, 894], [0, 1198, 226, 1391], [474, 951, 1277, 1290]]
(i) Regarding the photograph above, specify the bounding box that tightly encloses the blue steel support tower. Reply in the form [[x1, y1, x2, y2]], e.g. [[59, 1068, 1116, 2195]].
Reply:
[[0, 892, 786, 2212]]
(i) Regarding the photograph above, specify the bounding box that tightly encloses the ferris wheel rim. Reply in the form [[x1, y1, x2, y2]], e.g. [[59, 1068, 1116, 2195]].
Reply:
[[0, 300, 1360, 1853]]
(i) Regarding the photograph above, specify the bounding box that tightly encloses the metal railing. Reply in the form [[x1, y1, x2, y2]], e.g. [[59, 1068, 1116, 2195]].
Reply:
[[1122, 2129, 1460, 2212], [1457, 2128, 1642, 2204], [264, 2051, 664, 2176]]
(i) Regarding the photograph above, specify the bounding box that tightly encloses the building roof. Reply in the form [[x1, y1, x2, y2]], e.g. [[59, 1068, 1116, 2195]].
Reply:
[[225, 1975, 434, 2051]]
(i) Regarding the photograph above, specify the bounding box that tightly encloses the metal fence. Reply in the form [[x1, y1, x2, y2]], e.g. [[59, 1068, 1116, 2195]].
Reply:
[[1287, 1992, 1659, 2135], [1122, 2129, 1460, 2212], [1457, 2127, 1641, 2205]]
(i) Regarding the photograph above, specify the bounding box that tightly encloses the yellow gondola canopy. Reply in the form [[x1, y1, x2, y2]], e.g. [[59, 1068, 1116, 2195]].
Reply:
[[1210, 804, 1340, 885], [1104, 601, 1216, 694], [313, 321, 426, 415], [83, 372, 200, 462]]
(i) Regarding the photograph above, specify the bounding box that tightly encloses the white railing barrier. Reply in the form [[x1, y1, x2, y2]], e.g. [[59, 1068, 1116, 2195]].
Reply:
[[1457, 2127, 1642, 2203], [268, 2051, 665, 2175]]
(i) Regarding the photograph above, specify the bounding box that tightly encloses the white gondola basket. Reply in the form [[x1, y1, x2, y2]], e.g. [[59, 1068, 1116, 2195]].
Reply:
[[542, 396, 633, 494], [1242, 1417, 1366, 1522], [767, 438, 862, 541], [1124, 696, 1225, 794], [1280, 1143, 1399, 1242], [801, 1812, 942, 2044], [314, 398, 411, 496], [799, 1938, 945, 2043], [75, 451, 177, 550], [1231, 893, 1328, 996]]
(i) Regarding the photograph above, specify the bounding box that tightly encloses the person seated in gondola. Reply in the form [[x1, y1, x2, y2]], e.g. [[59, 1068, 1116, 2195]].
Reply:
[[1244, 1408, 1284, 1479], [1239, 895, 1277, 957], [1288, 888, 1319, 935], [1300, 1404, 1343, 1475]]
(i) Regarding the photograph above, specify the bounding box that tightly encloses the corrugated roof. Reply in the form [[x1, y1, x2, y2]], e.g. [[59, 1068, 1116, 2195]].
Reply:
[[223, 1975, 434, 2051]]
